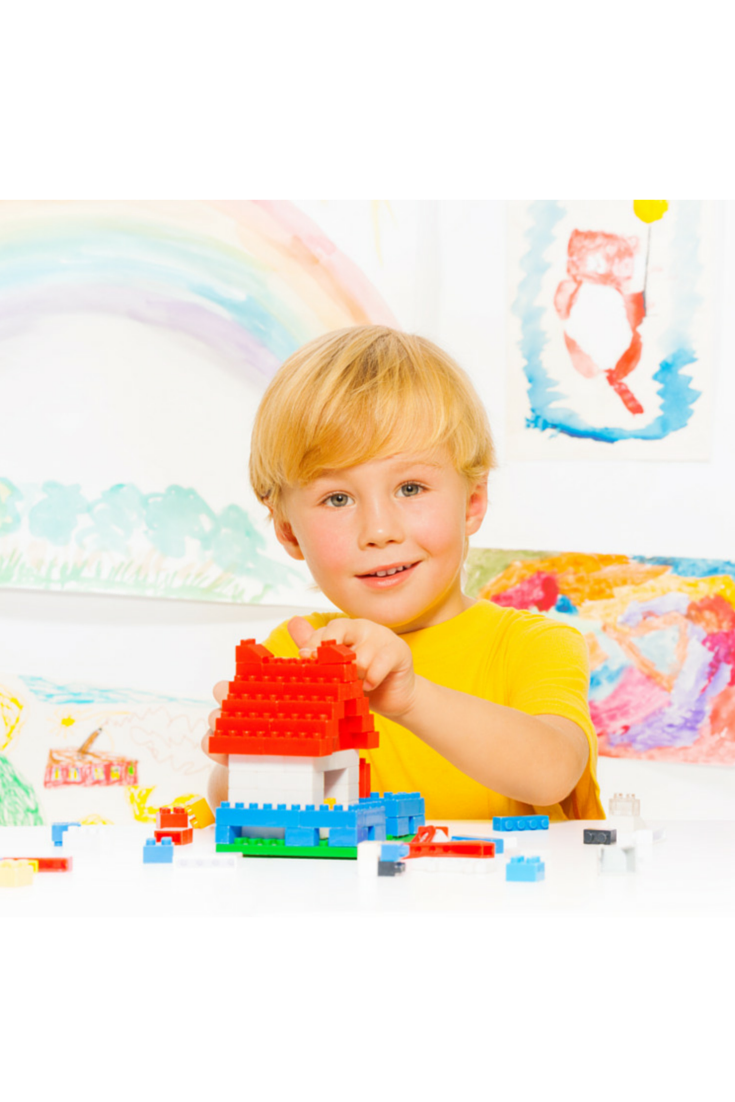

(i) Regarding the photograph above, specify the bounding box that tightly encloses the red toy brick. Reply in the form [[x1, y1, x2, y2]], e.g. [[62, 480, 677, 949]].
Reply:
[[157, 806, 189, 829], [316, 642, 354, 664], [404, 824, 495, 858], [154, 827, 193, 845], [210, 639, 380, 758], [359, 757, 371, 799]]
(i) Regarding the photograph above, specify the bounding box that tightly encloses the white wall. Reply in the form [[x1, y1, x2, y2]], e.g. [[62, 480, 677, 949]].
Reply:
[[2, 201, 733, 819]]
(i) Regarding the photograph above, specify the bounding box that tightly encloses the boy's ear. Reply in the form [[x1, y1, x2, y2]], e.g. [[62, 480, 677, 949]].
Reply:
[[465, 480, 488, 537], [272, 512, 305, 561]]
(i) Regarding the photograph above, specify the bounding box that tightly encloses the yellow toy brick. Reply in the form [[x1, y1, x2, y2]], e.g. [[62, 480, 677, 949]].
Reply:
[[0, 859, 36, 887], [173, 794, 215, 829]]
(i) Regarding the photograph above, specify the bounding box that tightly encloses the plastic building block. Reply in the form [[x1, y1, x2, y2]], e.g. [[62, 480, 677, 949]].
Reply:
[[492, 815, 549, 832], [154, 826, 193, 845], [1, 856, 73, 871], [451, 835, 506, 854], [215, 798, 387, 850], [218, 837, 358, 859], [172, 795, 215, 829], [378, 860, 406, 877], [364, 791, 425, 837], [143, 838, 175, 864], [405, 824, 496, 859], [0, 859, 36, 887], [380, 843, 410, 862], [506, 856, 545, 882], [584, 828, 617, 845], [599, 844, 636, 874], [609, 793, 641, 818], [52, 821, 80, 846], [208, 639, 379, 758], [359, 757, 371, 799], [157, 806, 189, 830]]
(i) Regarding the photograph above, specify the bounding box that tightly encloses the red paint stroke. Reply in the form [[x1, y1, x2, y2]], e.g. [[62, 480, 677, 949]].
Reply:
[[44, 728, 138, 788], [489, 571, 559, 612], [555, 229, 645, 415]]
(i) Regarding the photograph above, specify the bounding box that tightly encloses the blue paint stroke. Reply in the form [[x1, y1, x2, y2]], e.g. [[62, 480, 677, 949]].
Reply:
[[19, 675, 209, 708], [513, 201, 704, 442], [631, 555, 735, 578]]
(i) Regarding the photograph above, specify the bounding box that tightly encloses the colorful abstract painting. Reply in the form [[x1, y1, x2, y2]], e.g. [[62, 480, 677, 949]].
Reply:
[[0, 671, 212, 825], [0, 200, 397, 604], [466, 548, 735, 763], [507, 200, 715, 460]]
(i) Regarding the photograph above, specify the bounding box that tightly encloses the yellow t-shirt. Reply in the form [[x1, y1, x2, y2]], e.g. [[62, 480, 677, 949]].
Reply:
[[262, 598, 604, 823]]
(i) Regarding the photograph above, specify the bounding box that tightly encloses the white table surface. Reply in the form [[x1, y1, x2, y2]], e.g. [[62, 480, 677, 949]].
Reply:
[[1, 818, 731, 917]]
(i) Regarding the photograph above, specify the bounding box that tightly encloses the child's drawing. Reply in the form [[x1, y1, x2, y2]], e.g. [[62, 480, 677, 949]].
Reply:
[[467, 548, 735, 764], [508, 200, 714, 460], [0, 200, 397, 605], [0, 671, 212, 824]]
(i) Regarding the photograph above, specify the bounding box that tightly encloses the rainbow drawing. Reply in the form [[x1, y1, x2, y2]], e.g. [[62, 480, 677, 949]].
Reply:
[[467, 548, 735, 764], [0, 200, 397, 603]]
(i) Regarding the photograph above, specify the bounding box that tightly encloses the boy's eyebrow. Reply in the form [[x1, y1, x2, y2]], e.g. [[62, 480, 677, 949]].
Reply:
[[310, 457, 445, 482]]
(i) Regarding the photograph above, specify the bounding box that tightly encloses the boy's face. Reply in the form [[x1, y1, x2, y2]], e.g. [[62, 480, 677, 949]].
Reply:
[[273, 448, 488, 633]]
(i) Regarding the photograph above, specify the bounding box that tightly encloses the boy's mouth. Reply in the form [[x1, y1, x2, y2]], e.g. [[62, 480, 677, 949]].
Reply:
[[357, 561, 420, 587]]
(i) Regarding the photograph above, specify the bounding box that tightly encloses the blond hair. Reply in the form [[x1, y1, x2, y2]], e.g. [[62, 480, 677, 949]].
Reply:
[[249, 325, 496, 526]]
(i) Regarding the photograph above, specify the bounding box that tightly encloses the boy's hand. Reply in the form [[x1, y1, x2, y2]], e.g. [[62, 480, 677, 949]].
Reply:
[[200, 680, 230, 765], [288, 616, 416, 722]]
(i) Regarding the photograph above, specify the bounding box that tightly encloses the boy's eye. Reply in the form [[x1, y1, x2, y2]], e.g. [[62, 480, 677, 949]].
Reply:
[[323, 493, 352, 508], [399, 483, 424, 497]]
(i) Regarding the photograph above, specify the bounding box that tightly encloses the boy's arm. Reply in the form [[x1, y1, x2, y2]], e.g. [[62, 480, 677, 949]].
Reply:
[[397, 677, 589, 807], [288, 615, 590, 808]]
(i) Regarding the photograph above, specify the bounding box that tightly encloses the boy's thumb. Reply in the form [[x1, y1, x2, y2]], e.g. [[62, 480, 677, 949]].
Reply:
[[287, 616, 314, 650]]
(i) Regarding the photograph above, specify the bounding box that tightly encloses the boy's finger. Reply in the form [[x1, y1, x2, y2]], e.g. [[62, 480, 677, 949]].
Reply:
[[208, 707, 221, 730], [200, 730, 228, 767], [213, 680, 229, 703], [288, 616, 316, 650]]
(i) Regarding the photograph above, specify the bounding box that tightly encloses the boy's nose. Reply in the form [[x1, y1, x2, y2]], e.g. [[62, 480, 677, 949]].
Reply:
[[358, 502, 404, 548]]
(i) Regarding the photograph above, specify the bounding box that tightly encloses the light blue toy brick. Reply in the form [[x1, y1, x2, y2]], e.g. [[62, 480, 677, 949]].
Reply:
[[452, 835, 505, 854], [381, 843, 410, 861], [215, 798, 387, 847], [386, 816, 409, 837], [505, 856, 545, 882], [492, 815, 549, 832], [52, 821, 80, 847], [284, 826, 320, 847], [143, 838, 174, 864]]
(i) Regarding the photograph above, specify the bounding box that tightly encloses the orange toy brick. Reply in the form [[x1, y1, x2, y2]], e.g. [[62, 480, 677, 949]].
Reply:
[[209, 639, 379, 758]]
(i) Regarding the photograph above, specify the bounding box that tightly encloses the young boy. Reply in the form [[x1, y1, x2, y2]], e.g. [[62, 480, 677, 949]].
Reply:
[[203, 325, 604, 821]]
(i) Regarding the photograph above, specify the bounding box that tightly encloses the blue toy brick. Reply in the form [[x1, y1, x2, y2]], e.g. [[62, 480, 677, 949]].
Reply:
[[52, 821, 80, 846], [492, 815, 549, 832], [381, 843, 410, 861], [452, 835, 505, 854], [284, 826, 319, 847], [143, 838, 174, 864], [505, 856, 545, 882], [215, 798, 387, 848]]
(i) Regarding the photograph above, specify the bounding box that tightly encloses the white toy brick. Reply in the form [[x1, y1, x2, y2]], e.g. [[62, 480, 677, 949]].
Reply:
[[357, 840, 382, 877], [599, 844, 637, 874], [608, 792, 641, 818]]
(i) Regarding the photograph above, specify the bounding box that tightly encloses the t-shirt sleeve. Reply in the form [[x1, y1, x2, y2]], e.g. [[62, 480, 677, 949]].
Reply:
[[505, 621, 604, 820]]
